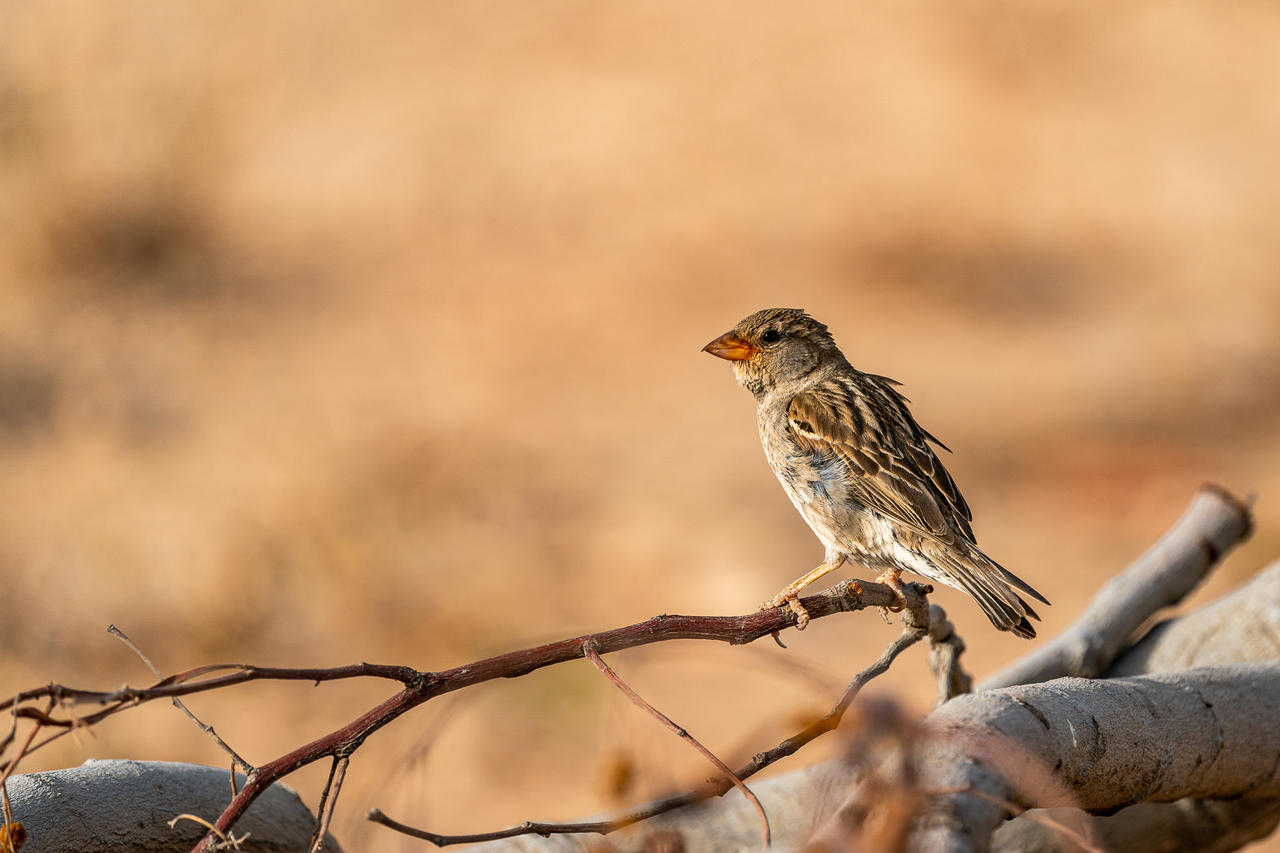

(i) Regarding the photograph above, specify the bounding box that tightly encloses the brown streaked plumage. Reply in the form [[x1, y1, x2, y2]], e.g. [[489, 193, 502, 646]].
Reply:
[[703, 307, 1049, 637]]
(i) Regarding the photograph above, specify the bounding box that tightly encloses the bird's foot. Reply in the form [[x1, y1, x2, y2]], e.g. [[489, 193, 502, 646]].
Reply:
[[874, 569, 909, 623], [874, 570, 908, 608], [762, 590, 812, 630]]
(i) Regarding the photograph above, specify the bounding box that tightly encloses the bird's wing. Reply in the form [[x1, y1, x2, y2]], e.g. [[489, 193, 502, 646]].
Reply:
[[786, 373, 976, 543]]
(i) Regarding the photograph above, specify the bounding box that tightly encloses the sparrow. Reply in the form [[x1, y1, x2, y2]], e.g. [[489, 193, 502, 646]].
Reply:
[[703, 308, 1048, 637]]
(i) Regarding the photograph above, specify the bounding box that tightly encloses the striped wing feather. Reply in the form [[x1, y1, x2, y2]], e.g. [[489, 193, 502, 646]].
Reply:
[[785, 372, 976, 545]]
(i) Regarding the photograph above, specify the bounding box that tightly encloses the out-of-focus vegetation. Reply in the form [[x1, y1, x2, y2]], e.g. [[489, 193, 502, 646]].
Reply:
[[2, 3, 1278, 849]]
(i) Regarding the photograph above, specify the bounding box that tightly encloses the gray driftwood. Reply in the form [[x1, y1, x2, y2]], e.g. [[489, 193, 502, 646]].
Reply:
[[6, 487, 1270, 852], [989, 559, 1280, 853], [466, 485, 1273, 853], [3, 759, 341, 852], [980, 484, 1252, 690], [911, 662, 1280, 852]]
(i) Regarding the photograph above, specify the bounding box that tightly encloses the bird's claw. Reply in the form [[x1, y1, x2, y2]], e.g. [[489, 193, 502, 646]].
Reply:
[[873, 570, 910, 625], [875, 570, 909, 612], [787, 596, 811, 629], [761, 591, 812, 630]]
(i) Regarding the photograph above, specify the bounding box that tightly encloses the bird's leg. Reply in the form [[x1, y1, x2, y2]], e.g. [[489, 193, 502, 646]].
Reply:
[[874, 568, 908, 624], [763, 555, 846, 631]]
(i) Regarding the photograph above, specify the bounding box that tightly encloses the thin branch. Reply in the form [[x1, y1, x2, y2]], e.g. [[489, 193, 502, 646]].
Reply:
[[107, 617, 262, 845], [2, 579, 903, 739], [108, 624, 162, 675], [309, 755, 349, 853], [925, 604, 972, 704], [0, 696, 18, 761], [168, 814, 246, 850], [982, 483, 1252, 690], [369, 582, 935, 847], [0, 661, 425, 720], [0, 486, 1242, 852], [110, 626, 255, 776], [581, 639, 772, 848], [197, 578, 910, 850], [0, 697, 51, 829]]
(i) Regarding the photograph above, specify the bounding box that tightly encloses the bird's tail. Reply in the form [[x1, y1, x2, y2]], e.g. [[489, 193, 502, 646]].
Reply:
[[938, 548, 1050, 639]]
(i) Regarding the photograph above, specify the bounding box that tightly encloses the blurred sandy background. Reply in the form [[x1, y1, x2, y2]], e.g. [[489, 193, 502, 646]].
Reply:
[[2, 2, 1279, 850]]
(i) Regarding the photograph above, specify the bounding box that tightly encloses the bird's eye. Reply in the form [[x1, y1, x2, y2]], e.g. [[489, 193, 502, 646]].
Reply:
[[761, 329, 782, 344]]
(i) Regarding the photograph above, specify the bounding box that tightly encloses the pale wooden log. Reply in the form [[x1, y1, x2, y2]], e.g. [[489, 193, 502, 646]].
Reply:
[[981, 484, 1252, 690], [993, 561, 1280, 853], [910, 663, 1280, 853]]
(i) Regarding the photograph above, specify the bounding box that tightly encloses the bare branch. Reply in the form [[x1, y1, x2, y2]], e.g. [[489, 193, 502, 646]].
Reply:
[[1110, 558, 1280, 676], [0, 577, 910, 852], [445, 583, 935, 850], [925, 604, 971, 704], [204, 579, 917, 850], [0, 661, 424, 721], [991, 559, 1280, 852], [3, 577, 906, 730], [581, 639, 771, 848], [309, 755, 348, 853], [0, 697, 51, 831], [479, 487, 1266, 853], [110, 625, 255, 776], [982, 483, 1252, 690], [912, 662, 1280, 852], [2, 486, 1261, 852]]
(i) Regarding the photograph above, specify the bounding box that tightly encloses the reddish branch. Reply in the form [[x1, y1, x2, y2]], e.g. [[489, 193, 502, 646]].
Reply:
[[0, 485, 1254, 851], [582, 639, 773, 848], [367, 583, 938, 847], [0, 577, 909, 852]]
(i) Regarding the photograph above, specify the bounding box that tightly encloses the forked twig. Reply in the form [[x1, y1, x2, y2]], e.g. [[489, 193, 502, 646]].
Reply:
[[581, 639, 771, 848], [168, 813, 247, 850], [0, 696, 52, 830], [309, 755, 349, 853], [369, 583, 935, 847], [110, 626, 255, 776], [0, 486, 1248, 852]]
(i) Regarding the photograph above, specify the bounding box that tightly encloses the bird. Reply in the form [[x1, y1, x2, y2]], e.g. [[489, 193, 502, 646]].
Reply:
[[702, 307, 1048, 638]]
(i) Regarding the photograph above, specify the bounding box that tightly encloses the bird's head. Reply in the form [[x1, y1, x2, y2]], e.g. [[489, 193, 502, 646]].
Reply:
[[702, 308, 843, 398]]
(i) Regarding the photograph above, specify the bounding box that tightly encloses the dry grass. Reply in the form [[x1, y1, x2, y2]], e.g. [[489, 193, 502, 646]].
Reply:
[[2, 2, 1279, 850]]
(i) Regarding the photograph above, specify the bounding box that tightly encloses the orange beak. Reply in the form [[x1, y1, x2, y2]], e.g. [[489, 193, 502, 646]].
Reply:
[[702, 331, 759, 361]]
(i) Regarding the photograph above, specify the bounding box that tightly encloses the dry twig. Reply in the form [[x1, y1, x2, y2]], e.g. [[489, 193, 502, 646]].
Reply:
[[310, 755, 349, 853], [0, 577, 912, 852], [110, 625, 255, 776], [582, 639, 772, 848], [370, 582, 937, 847]]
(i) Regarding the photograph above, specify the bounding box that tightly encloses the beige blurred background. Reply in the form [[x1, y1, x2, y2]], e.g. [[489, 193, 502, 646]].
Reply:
[[2, 2, 1279, 850]]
